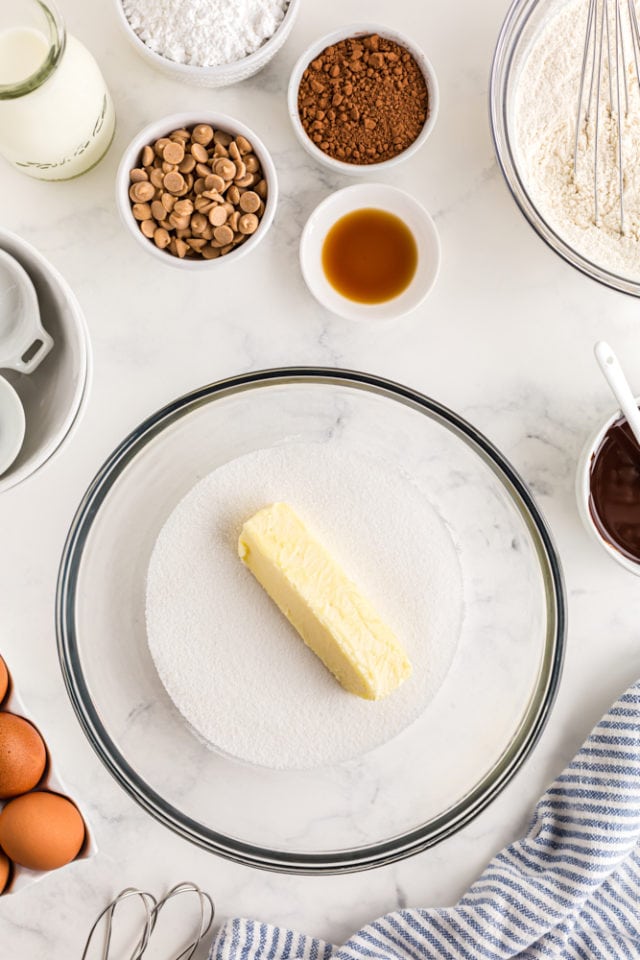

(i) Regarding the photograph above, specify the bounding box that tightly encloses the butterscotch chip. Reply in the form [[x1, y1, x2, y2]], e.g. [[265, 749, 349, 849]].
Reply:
[[154, 227, 171, 249], [192, 124, 214, 145], [140, 219, 157, 238], [238, 213, 259, 234], [213, 130, 233, 146], [206, 173, 225, 193], [233, 160, 246, 180], [155, 137, 171, 156], [190, 213, 208, 235], [209, 206, 228, 227], [229, 141, 241, 162], [227, 185, 240, 205], [239, 191, 260, 213], [163, 171, 185, 194], [163, 140, 185, 165], [228, 210, 240, 232], [219, 243, 234, 255], [202, 189, 225, 203], [214, 158, 235, 180], [213, 224, 234, 244], [169, 211, 190, 230], [170, 128, 191, 140], [150, 168, 164, 188], [187, 238, 207, 252], [202, 244, 220, 259], [244, 154, 260, 173], [141, 145, 155, 167], [161, 192, 176, 211], [130, 180, 155, 203], [213, 143, 229, 159], [255, 179, 267, 199], [174, 198, 194, 217], [174, 238, 189, 258], [191, 142, 209, 163], [234, 172, 254, 188], [195, 162, 212, 179], [151, 200, 166, 221], [130, 167, 148, 183], [132, 202, 152, 220], [235, 135, 252, 154], [179, 154, 196, 173]]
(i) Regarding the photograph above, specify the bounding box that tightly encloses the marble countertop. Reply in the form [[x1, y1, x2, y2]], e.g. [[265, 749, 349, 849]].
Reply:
[[2, 0, 640, 955]]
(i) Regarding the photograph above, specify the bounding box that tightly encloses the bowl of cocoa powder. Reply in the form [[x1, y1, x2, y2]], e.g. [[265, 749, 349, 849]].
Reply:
[[288, 24, 439, 173]]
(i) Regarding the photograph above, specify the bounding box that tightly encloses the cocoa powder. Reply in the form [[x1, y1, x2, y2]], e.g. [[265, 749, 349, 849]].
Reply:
[[297, 34, 429, 165]]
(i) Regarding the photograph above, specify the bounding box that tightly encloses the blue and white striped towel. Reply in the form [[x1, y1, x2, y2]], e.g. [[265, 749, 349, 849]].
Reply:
[[210, 680, 640, 960]]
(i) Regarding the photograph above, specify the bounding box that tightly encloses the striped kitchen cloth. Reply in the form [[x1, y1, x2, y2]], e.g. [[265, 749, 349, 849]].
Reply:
[[210, 680, 640, 960]]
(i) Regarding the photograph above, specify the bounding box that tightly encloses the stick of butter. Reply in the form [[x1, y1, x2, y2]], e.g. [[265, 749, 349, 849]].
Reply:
[[237, 502, 412, 701]]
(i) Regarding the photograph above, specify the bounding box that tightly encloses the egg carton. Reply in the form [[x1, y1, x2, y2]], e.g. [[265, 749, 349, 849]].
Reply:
[[1, 676, 96, 896]]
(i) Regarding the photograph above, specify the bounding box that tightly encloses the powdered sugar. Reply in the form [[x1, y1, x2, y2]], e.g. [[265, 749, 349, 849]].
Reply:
[[514, 0, 640, 280], [146, 442, 464, 769], [122, 0, 288, 68]]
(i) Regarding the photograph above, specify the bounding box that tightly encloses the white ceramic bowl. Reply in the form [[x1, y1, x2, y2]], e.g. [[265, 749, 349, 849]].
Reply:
[[0, 377, 25, 477], [300, 183, 441, 321], [576, 404, 640, 575], [116, 112, 278, 271], [0, 229, 91, 495], [288, 23, 439, 176], [114, 0, 301, 87]]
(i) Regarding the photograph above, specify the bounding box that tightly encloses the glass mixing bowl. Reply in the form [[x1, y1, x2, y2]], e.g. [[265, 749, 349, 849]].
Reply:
[[490, 0, 640, 298], [57, 369, 565, 874]]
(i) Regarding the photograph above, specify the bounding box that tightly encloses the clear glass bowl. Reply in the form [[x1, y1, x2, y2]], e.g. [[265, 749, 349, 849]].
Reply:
[[490, 0, 640, 298], [57, 369, 565, 874]]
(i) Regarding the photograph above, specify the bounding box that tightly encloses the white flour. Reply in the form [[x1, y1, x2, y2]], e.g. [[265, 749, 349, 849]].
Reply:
[[515, 0, 640, 280], [122, 0, 288, 67], [146, 442, 464, 769]]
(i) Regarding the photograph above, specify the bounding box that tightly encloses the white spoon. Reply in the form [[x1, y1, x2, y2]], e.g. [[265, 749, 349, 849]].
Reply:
[[594, 340, 640, 448], [0, 375, 25, 476], [0, 249, 54, 374]]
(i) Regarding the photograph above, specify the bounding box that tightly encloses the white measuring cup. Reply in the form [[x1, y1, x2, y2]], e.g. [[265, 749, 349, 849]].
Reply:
[[0, 249, 54, 374], [0, 375, 26, 476]]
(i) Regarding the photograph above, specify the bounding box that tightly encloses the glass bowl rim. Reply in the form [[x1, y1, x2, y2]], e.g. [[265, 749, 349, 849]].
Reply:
[[489, 0, 640, 299], [56, 367, 566, 874]]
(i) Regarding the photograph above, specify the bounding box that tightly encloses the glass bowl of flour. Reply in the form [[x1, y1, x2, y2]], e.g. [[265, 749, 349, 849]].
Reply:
[[56, 369, 565, 873], [491, 0, 640, 296], [115, 0, 301, 87]]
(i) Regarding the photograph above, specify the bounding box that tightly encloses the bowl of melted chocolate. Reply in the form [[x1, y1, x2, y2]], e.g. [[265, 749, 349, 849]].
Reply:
[[578, 406, 640, 573]]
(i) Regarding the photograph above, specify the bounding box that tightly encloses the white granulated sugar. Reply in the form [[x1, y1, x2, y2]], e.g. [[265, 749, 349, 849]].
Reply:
[[515, 0, 640, 279], [122, 0, 288, 68], [146, 442, 464, 769]]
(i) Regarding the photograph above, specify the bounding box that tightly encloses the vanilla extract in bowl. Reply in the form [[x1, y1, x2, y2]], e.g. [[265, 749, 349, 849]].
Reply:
[[321, 208, 417, 303]]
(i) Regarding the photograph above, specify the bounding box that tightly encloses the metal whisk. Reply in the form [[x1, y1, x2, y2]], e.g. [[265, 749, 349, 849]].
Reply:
[[574, 0, 640, 234]]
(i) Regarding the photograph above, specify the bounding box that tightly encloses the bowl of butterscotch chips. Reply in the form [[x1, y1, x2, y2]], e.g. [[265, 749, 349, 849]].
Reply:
[[288, 24, 439, 174], [116, 112, 278, 267]]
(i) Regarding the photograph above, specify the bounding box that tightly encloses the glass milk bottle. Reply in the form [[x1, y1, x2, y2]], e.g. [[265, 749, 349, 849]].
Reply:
[[0, 0, 115, 179]]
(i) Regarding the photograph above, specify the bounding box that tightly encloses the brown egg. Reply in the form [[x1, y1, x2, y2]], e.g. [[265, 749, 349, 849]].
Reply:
[[0, 848, 10, 893], [0, 792, 85, 871], [0, 656, 8, 703], [0, 713, 47, 799]]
